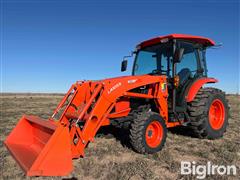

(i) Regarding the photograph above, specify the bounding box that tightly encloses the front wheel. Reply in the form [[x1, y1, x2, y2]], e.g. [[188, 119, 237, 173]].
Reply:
[[187, 88, 229, 139], [130, 112, 167, 154]]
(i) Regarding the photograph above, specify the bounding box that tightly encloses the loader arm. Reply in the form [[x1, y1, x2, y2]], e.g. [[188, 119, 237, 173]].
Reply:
[[56, 75, 169, 158]]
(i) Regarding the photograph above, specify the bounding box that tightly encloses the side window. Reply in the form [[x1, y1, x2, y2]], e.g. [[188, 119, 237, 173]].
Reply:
[[176, 41, 198, 76], [199, 48, 207, 76], [161, 54, 168, 71], [160, 54, 172, 77]]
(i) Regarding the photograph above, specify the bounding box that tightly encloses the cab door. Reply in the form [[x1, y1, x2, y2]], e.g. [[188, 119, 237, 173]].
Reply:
[[175, 41, 203, 106]]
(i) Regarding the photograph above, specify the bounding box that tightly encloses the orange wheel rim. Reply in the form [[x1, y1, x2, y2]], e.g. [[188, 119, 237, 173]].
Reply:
[[209, 99, 225, 130], [145, 121, 163, 148]]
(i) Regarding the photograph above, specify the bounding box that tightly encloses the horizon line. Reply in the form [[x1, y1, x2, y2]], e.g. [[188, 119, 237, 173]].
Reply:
[[1, 92, 239, 95]]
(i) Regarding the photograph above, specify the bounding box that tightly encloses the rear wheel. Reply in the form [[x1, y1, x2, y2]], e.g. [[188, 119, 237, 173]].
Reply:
[[187, 88, 229, 139], [130, 111, 167, 154]]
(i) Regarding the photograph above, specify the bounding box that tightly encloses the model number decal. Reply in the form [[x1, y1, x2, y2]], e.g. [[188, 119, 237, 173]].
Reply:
[[128, 79, 137, 84], [108, 82, 122, 94]]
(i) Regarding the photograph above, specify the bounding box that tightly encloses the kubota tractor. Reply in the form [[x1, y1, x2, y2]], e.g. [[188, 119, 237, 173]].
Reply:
[[4, 34, 229, 176]]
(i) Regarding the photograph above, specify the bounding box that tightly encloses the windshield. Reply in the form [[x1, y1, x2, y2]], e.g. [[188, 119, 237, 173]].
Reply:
[[133, 42, 173, 76]]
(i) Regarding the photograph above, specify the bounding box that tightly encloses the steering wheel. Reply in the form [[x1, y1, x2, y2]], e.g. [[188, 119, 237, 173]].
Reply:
[[151, 69, 161, 75]]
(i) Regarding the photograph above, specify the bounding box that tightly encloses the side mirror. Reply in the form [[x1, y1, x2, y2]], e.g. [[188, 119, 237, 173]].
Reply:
[[173, 48, 184, 63], [121, 60, 128, 72]]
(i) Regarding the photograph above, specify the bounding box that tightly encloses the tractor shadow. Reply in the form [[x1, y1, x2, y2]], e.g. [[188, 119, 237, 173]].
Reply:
[[96, 125, 198, 150], [168, 126, 198, 138], [96, 125, 132, 149]]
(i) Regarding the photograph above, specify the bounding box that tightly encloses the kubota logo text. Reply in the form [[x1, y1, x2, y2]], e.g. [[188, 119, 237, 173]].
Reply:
[[108, 82, 122, 94]]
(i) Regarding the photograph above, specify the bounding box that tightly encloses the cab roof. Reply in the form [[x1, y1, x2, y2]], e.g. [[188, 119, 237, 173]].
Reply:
[[137, 34, 215, 49]]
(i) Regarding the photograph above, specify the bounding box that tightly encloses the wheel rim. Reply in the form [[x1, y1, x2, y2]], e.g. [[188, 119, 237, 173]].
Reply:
[[145, 121, 163, 148], [209, 99, 225, 130]]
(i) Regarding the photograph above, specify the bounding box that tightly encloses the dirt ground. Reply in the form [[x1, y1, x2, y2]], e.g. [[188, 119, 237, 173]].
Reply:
[[0, 94, 239, 180]]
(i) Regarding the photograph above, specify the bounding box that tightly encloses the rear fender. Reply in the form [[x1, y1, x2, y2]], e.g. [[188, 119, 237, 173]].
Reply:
[[185, 77, 218, 102]]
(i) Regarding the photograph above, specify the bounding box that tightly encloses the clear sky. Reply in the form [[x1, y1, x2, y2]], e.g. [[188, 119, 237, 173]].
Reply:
[[1, 0, 239, 93]]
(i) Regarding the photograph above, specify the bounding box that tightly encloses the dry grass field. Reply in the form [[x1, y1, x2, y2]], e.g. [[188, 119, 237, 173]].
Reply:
[[0, 93, 239, 180]]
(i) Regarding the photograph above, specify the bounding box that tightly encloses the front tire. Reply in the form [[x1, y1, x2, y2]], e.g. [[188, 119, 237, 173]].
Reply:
[[130, 111, 167, 154], [187, 87, 229, 139]]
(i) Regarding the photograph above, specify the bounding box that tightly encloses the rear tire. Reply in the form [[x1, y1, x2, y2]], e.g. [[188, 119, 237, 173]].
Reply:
[[187, 87, 229, 139], [130, 111, 167, 154]]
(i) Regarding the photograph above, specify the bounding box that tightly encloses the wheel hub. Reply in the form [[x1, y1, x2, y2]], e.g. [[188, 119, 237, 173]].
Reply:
[[145, 121, 163, 148], [209, 99, 225, 130], [148, 130, 153, 137]]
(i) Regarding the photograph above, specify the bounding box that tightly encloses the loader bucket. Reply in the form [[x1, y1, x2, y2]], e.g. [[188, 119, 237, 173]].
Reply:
[[4, 115, 73, 176]]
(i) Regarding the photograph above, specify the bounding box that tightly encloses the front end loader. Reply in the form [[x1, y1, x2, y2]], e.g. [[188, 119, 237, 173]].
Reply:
[[4, 34, 229, 176]]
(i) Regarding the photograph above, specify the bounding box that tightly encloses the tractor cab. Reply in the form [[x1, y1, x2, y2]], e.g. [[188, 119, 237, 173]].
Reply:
[[133, 34, 214, 78], [122, 34, 215, 115]]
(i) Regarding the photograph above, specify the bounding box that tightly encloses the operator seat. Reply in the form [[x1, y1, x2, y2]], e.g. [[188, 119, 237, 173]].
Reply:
[[177, 68, 192, 87]]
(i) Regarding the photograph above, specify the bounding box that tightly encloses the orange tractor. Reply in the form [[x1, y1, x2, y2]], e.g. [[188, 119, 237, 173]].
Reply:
[[5, 34, 229, 176]]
